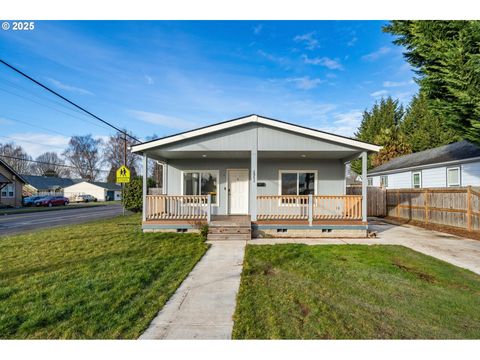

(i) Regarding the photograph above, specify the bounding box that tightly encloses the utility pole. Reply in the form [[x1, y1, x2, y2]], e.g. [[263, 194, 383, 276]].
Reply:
[[123, 133, 127, 216]]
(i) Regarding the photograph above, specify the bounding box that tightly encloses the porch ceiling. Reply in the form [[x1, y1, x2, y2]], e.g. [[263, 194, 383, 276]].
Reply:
[[145, 149, 362, 161]]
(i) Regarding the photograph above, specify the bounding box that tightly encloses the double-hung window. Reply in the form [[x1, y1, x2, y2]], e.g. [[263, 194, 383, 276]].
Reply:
[[280, 171, 316, 197], [380, 175, 388, 188], [447, 167, 460, 187], [412, 172, 422, 189], [1, 183, 14, 198], [182, 170, 218, 205]]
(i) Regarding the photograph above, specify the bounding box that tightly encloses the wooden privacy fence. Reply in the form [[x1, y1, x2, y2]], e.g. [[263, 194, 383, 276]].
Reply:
[[347, 186, 386, 217], [385, 187, 480, 232]]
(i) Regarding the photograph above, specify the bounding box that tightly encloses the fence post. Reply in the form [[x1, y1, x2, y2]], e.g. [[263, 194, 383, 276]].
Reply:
[[467, 186, 472, 232], [207, 194, 211, 224], [396, 190, 400, 218], [308, 194, 313, 226], [425, 189, 429, 224]]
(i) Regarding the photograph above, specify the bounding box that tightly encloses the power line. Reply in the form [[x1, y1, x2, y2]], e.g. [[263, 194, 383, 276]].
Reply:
[[0, 59, 141, 143], [0, 154, 110, 173], [2, 115, 72, 138], [0, 86, 113, 132], [0, 135, 67, 151]]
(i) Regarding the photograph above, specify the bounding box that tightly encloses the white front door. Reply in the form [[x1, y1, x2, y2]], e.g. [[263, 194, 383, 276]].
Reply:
[[228, 169, 249, 214]]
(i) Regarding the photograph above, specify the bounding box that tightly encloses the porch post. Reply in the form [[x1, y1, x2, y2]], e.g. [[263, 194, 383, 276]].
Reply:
[[308, 193, 313, 226], [250, 150, 257, 221], [361, 151, 367, 223], [142, 153, 148, 222], [207, 194, 211, 223]]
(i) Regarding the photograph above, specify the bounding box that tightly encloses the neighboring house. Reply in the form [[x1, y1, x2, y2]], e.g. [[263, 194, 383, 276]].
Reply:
[[131, 114, 380, 237], [63, 181, 122, 201], [0, 158, 26, 207], [368, 140, 480, 189], [22, 174, 79, 195]]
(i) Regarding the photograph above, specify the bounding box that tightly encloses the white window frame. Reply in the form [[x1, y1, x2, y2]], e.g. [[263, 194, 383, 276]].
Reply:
[[367, 177, 373, 186], [181, 170, 220, 206], [412, 171, 422, 189], [1, 183, 15, 198], [380, 175, 388, 188], [278, 170, 318, 197], [446, 166, 461, 187]]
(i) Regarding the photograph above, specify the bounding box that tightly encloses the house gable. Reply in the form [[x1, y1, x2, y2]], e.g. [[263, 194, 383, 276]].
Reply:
[[132, 114, 380, 154]]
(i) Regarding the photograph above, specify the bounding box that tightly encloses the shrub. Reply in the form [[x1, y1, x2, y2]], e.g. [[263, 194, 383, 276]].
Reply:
[[122, 176, 142, 212]]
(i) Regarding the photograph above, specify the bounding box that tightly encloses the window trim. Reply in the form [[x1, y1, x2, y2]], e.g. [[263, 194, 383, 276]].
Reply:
[[380, 175, 388, 188], [181, 170, 220, 206], [446, 166, 461, 187], [367, 177, 373, 186], [412, 171, 422, 189], [278, 170, 318, 196]]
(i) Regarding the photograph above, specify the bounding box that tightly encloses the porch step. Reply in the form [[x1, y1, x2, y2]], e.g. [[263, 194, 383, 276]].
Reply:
[[207, 232, 251, 241], [208, 226, 251, 234]]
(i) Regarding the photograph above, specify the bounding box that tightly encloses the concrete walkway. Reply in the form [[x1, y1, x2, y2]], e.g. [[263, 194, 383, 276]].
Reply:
[[140, 240, 246, 339], [249, 219, 480, 275]]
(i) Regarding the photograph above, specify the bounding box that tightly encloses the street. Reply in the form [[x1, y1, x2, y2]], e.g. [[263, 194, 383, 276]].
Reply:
[[0, 204, 125, 236]]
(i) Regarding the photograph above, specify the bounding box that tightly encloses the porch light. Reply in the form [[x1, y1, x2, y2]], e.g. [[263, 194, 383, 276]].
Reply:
[[202, 154, 207, 158], [301, 154, 306, 158]]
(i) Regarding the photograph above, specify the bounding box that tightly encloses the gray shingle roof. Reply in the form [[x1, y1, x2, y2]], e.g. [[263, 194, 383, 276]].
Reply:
[[21, 175, 80, 190], [369, 140, 480, 175], [87, 181, 122, 191]]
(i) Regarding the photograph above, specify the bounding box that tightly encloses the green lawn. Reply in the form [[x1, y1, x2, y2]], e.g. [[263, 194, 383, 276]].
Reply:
[[233, 244, 480, 339], [0, 214, 208, 339]]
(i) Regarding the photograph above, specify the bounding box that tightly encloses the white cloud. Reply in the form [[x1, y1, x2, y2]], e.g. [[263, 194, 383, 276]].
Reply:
[[253, 24, 263, 35], [383, 80, 414, 88], [285, 76, 324, 90], [347, 36, 358, 47], [144, 75, 154, 85], [293, 32, 320, 50], [47, 78, 94, 95], [129, 110, 196, 130], [258, 50, 288, 66], [302, 55, 343, 70], [5, 132, 70, 156], [361, 46, 392, 61], [321, 110, 363, 137], [370, 89, 389, 98]]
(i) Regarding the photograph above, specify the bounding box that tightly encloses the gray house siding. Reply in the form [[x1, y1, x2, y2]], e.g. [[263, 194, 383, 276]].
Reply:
[[166, 158, 345, 215], [157, 123, 360, 155]]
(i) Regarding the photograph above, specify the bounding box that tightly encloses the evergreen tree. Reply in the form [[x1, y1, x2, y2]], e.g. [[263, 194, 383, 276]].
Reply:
[[351, 97, 404, 173], [384, 20, 480, 144], [371, 127, 412, 167], [400, 93, 461, 152]]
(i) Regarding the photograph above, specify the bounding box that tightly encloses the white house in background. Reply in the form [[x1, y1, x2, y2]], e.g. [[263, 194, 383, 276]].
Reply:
[[63, 181, 122, 201], [368, 140, 480, 189]]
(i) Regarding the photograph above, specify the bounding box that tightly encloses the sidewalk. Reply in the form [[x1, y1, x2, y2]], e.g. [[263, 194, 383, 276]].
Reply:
[[140, 240, 246, 339]]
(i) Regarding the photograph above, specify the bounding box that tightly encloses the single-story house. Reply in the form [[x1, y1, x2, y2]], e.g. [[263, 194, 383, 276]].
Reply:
[[131, 114, 380, 238], [22, 174, 79, 195], [368, 140, 480, 189], [0, 158, 27, 207], [63, 181, 122, 201]]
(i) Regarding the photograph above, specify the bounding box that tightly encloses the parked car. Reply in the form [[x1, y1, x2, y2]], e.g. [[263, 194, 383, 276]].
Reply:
[[34, 196, 70, 207], [23, 195, 47, 207], [72, 194, 97, 203]]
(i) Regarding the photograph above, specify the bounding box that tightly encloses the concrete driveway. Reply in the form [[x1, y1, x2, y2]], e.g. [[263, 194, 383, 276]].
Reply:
[[250, 218, 480, 275]]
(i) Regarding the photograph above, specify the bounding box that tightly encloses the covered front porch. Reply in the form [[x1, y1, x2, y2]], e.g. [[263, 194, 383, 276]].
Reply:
[[132, 115, 378, 238]]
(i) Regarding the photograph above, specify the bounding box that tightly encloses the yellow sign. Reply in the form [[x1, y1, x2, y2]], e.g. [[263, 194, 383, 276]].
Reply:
[[116, 165, 131, 183]]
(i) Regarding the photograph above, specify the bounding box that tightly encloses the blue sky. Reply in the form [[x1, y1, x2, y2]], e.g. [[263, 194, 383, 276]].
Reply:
[[0, 20, 418, 155]]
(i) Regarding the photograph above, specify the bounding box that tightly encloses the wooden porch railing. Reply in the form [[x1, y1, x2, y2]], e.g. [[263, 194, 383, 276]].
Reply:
[[145, 195, 210, 221], [257, 195, 362, 221]]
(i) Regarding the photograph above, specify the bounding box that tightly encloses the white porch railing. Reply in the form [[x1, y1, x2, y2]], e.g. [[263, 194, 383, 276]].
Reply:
[[257, 195, 362, 222], [145, 195, 211, 221]]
